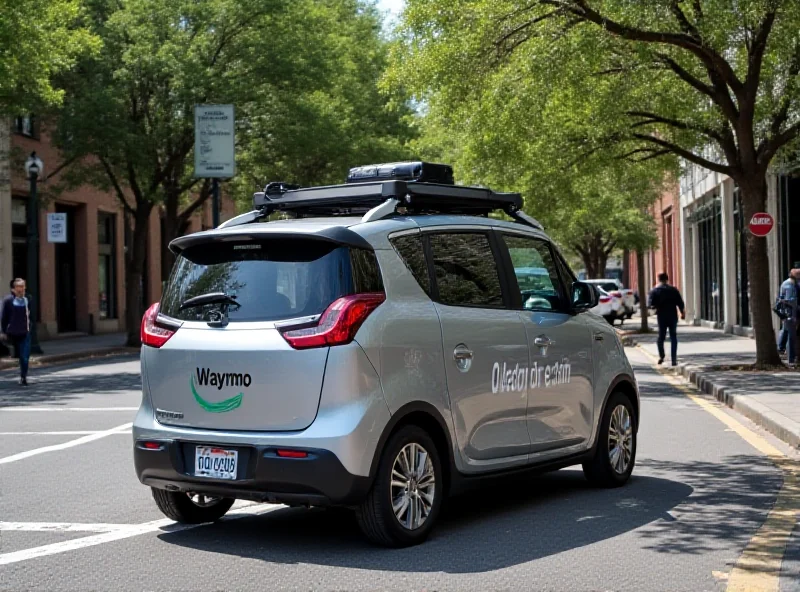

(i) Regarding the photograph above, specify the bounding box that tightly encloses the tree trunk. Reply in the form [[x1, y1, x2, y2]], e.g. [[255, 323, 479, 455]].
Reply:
[[636, 250, 649, 332], [622, 248, 630, 287], [124, 204, 153, 347], [739, 177, 782, 368], [161, 207, 178, 283]]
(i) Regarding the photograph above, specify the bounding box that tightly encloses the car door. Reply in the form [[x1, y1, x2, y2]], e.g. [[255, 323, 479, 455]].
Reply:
[[426, 229, 531, 471], [497, 231, 595, 456]]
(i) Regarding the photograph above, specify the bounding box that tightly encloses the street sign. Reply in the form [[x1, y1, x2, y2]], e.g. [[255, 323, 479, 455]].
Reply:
[[46, 213, 67, 243], [194, 105, 235, 178], [748, 212, 774, 237]]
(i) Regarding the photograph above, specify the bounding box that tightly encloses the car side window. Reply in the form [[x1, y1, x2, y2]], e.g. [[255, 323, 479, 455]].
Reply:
[[500, 234, 567, 312], [390, 234, 431, 295], [428, 232, 504, 308]]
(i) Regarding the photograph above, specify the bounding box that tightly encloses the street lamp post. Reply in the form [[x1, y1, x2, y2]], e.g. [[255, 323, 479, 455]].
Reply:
[[24, 152, 43, 354]]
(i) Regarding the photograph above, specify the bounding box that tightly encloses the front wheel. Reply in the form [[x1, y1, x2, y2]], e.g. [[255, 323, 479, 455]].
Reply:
[[583, 393, 636, 487], [356, 425, 443, 547], [152, 488, 235, 524]]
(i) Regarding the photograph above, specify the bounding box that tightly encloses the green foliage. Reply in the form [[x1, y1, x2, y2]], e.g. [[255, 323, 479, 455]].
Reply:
[[0, 0, 99, 113], [55, 0, 413, 209]]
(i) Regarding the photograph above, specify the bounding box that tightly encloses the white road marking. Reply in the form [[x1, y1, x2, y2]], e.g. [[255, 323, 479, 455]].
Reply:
[[0, 503, 284, 566], [0, 431, 132, 436], [0, 422, 133, 465], [0, 522, 132, 533], [0, 407, 138, 412]]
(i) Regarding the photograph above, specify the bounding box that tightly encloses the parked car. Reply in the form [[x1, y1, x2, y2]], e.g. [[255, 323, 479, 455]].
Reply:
[[133, 161, 640, 548], [584, 279, 635, 319], [590, 287, 615, 324]]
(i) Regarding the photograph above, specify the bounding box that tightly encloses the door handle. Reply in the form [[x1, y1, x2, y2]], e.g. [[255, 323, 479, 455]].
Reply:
[[533, 337, 555, 347], [453, 344, 473, 372], [594, 332, 605, 341], [453, 346, 474, 360]]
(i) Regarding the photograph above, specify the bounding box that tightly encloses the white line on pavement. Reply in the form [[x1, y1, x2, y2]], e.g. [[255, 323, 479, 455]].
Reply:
[[0, 522, 133, 533], [0, 407, 138, 412], [0, 431, 132, 436], [0, 422, 133, 465], [0, 503, 284, 566]]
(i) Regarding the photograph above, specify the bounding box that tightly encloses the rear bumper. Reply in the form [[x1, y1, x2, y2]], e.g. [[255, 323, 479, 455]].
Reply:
[[134, 439, 370, 506]]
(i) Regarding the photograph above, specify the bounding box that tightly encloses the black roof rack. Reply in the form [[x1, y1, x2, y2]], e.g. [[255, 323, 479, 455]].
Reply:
[[217, 162, 543, 231], [251, 180, 522, 217]]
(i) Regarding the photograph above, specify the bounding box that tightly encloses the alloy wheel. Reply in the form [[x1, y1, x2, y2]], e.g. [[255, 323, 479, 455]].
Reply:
[[390, 442, 436, 530], [608, 404, 633, 474]]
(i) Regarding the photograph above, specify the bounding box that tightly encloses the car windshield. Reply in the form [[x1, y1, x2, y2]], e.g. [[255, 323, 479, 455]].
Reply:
[[600, 282, 619, 292]]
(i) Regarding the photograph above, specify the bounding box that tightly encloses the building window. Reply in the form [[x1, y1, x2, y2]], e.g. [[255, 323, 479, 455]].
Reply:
[[14, 115, 37, 138], [690, 196, 724, 325], [98, 213, 117, 319]]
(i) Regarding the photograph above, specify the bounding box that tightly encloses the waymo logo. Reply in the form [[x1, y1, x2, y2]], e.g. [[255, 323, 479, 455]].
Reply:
[[195, 367, 252, 389], [190, 367, 251, 413]]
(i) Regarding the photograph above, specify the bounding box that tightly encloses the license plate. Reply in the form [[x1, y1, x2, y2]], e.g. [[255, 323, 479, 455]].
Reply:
[[195, 446, 238, 480]]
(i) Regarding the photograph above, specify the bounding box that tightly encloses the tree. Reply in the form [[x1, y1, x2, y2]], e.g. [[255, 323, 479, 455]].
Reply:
[[55, 0, 412, 346], [0, 0, 98, 292], [390, 0, 800, 368]]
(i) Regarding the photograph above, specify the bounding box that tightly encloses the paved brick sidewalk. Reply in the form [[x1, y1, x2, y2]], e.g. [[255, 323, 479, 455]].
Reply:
[[629, 323, 800, 448], [0, 332, 135, 371]]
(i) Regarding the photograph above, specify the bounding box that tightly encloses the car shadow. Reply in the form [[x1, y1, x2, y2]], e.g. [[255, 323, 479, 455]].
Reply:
[[158, 469, 694, 573], [0, 354, 140, 407]]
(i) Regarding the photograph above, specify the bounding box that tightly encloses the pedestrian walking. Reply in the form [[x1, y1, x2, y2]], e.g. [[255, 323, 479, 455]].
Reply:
[[648, 272, 686, 366], [1, 278, 32, 386], [777, 269, 800, 366]]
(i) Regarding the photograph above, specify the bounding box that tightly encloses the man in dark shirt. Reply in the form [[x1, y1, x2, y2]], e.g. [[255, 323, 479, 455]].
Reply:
[[1, 278, 31, 386], [648, 272, 686, 366]]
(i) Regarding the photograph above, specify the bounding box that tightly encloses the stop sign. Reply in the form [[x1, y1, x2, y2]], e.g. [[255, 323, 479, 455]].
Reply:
[[749, 212, 774, 237]]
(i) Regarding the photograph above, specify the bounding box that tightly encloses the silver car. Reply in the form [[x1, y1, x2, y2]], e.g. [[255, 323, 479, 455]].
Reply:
[[134, 162, 640, 547]]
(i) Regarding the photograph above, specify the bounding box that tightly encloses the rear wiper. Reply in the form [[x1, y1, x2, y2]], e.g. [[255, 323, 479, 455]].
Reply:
[[179, 292, 238, 311]]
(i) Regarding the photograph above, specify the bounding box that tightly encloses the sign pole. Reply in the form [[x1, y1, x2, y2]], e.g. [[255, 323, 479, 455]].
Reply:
[[194, 105, 235, 228], [212, 178, 220, 228], [26, 171, 42, 354]]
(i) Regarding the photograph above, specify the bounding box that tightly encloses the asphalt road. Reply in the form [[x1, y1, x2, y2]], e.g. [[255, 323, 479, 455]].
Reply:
[[1, 348, 798, 592]]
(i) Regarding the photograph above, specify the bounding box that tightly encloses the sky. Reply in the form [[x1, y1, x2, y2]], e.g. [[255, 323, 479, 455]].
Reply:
[[376, 0, 405, 28]]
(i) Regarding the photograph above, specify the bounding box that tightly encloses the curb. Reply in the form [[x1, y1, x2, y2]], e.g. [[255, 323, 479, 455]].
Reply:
[[0, 346, 139, 373], [626, 338, 800, 449], [677, 363, 800, 449]]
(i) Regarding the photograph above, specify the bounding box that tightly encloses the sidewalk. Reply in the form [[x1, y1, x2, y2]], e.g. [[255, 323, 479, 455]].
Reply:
[[0, 332, 137, 371], [627, 323, 800, 449]]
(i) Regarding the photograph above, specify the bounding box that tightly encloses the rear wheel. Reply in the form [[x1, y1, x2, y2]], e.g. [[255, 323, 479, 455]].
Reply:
[[356, 425, 443, 547], [151, 488, 235, 524], [583, 393, 636, 487]]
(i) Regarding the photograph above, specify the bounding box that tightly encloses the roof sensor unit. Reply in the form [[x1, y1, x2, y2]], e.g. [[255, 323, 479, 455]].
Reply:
[[346, 161, 454, 185]]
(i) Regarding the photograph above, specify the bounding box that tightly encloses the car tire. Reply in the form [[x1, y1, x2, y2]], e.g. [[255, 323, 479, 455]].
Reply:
[[151, 488, 235, 524], [356, 425, 444, 547], [582, 392, 636, 488], [604, 315, 615, 325]]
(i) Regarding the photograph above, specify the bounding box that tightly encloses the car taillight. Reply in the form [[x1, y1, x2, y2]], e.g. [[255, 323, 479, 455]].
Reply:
[[280, 293, 385, 350], [610, 291, 622, 298], [600, 296, 612, 303], [141, 302, 176, 348]]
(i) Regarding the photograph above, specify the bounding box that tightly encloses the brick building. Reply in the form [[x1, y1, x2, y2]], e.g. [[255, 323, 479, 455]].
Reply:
[[0, 117, 235, 339], [625, 180, 683, 297]]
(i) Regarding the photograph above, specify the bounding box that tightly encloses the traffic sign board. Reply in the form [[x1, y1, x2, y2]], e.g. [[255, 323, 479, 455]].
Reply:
[[749, 212, 774, 237]]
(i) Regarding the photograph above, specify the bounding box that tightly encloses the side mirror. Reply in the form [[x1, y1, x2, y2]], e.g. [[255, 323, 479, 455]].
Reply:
[[572, 281, 598, 312]]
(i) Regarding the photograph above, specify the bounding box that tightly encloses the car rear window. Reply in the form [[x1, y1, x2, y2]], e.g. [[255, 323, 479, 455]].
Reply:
[[160, 239, 382, 322], [600, 282, 618, 292]]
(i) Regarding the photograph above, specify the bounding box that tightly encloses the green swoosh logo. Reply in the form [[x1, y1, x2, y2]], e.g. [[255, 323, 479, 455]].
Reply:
[[190, 375, 243, 413]]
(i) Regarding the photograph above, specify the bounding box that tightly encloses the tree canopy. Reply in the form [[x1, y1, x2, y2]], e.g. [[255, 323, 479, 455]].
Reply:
[[388, 0, 800, 365], [0, 0, 99, 113]]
